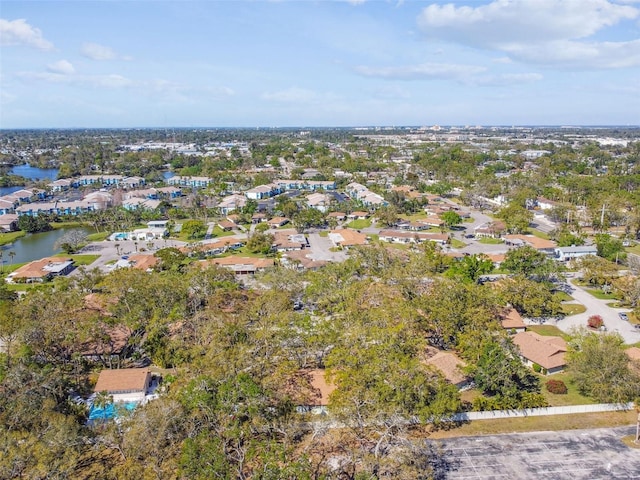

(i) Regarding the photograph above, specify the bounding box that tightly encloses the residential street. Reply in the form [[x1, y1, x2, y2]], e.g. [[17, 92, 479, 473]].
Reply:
[[555, 279, 639, 343]]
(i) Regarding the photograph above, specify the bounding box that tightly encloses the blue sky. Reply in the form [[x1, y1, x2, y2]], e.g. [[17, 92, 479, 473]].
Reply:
[[1, 0, 639, 128]]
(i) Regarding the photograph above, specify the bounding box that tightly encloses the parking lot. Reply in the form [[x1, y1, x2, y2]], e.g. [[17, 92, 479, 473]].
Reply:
[[435, 427, 640, 479]]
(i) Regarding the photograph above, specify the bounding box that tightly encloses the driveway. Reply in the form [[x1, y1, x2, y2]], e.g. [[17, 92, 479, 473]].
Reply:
[[555, 280, 639, 344], [306, 232, 347, 262]]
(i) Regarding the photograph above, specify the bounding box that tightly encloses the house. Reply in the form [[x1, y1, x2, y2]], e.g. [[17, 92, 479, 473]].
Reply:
[[378, 229, 448, 245], [499, 308, 526, 333], [79, 323, 132, 367], [422, 216, 445, 228], [7, 257, 74, 283], [424, 347, 471, 389], [267, 216, 289, 228], [245, 183, 282, 200], [218, 194, 247, 215], [281, 250, 327, 271], [273, 231, 308, 252], [251, 213, 267, 224], [121, 176, 145, 189], [217, 219, 237, 231], [166, 176, 212, 188], [554, 245, 597, 262], [122, 197, 161, 211], [512, 331, 567, 374], [93, 368, 152, 403], [0, 199, 16, 215], [127, 254, 159, 271], [48, 179, 73, 192], [306, 193, 332, 212], [327, 212, 346, 222], [295, 369, 336, 414], [347, 211, 370, 221], [504, 235, 557, 253], [207, 256, 274, 275], [474, 220, 507, 238], [0, 214, 18, 232], [328, 229, 367, 248], [274, 180, 336, 191]]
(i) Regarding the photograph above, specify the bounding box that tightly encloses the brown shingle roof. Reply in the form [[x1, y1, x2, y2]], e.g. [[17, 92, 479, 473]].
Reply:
[[424, 347, 468, 386], [94, 368, 150, 393], [513, 331, 567, 370], [499, 308, 526, 330]]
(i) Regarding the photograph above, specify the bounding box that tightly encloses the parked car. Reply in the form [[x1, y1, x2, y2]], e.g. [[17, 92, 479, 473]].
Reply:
[[618, 312, 629, 321]]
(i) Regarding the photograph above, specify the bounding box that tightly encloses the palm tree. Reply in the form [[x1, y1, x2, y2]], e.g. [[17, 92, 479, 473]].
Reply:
[[0, 250, 4, 274], [8, 251, 15, 269], [114, 243, 121, 256], [93, 390, 113, 422]]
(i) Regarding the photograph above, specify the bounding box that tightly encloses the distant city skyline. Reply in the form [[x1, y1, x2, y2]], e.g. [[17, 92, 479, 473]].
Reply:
[[1, 0, 639, 128]]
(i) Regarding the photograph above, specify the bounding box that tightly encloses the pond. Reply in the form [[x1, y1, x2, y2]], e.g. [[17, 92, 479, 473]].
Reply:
[[9, 164, 59, 181], [0, 227, 92, 266]]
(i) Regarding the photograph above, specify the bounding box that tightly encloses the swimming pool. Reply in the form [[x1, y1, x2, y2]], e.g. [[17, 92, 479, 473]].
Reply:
[[88, 401, 138, 421]]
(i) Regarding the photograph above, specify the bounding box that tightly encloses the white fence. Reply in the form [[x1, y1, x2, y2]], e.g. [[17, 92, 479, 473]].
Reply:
[[452, 402, 634, 421]]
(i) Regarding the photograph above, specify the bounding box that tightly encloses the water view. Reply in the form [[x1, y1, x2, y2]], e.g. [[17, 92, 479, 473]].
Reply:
[[0, 227, 92, 266], [10, 164, 59, 181]]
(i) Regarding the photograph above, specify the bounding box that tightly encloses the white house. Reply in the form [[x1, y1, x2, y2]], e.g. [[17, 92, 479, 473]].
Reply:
[[554, 245, 597, 262], [93, 368, 153, 403]]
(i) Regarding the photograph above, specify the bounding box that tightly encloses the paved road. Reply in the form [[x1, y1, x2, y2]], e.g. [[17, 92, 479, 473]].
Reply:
[[554, 279, 639, 343], [436, 426, 640, 480]]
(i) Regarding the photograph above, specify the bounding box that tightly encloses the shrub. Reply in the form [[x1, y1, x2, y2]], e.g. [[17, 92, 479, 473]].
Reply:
[[546, 379, 568, 394], [532, 363, 542, 373], [587, 315, 604, 329]]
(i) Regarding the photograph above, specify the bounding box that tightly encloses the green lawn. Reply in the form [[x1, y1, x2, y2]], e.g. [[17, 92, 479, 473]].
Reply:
[[585, 288, 621, 301], [0, 231, 26, 246], [527, 324, 570, 340], [625, 244, 640, 255], [477, 237, 503, 245], [319, 231, 329, 238], [561, 303, 587, 316], [529, 229, 551, 240], [51, 221, 90, 229], [54, 253, 100, 266], [450, 238, 466, 248], [537, 372, 596, 406], [86, 231, 110, 242], [211, 226, 235, 237], [345, 219, 372, 229]]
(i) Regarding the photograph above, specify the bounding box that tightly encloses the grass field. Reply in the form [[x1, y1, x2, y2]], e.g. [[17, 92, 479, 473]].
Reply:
[[86, 231, 110, 242], [211, 226, 235, 237], [449, 238, 466, 248], [345, 219, 371, 229], [529, 229, 551, 240], [527, 324, 570, 339], [537, 372, 595, 406], [585, 288, 621, 301], [0, 231, 26, 246], [626, 244, 640, 255], [561, 303, 587, 315], [54, 253, 100, 265], [477, 237, 503, 244], [427, 410, 636, 439]]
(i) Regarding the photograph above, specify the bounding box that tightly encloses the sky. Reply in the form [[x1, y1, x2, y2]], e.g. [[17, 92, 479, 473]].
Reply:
[[1, 0, 640, 128]]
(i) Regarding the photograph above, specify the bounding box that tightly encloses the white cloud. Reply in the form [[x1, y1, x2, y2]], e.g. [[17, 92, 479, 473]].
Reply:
[[81, 42, 127, 61], [417, 0, 640, 69], [0, 91, 16, 105], [17, 71, 134, 89], [346, 0, 367, 5], [354, 62, 486, 80], [47, 60, 75, 75], [0, 18, 54, 50], [262, 87, 320, 103], [470, 72, 543, 86], [371, 85, 411, 99]]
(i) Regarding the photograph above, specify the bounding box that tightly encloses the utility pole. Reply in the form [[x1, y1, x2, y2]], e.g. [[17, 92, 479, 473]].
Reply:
[[600, 203, 606, 230]]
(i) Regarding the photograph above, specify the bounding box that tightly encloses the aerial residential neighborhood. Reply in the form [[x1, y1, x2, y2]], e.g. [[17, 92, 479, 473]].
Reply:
[[0, 125, 639, 478], [2, 0, 640, 477]]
